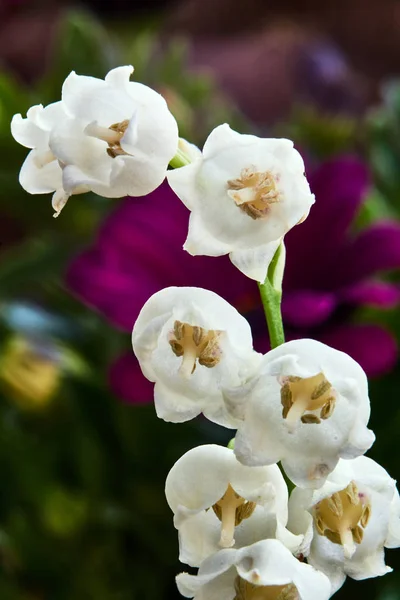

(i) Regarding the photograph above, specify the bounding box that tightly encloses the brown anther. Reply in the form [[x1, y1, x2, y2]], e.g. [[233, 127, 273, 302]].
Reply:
[[192, 325, 205, 346], [107, 119, 130, 159], [281, 384, 293, 418], [169, 340, 184, 357], [311, 379, 332, 400], [326, 493, 343, 519], [234, 577, 299, 600], [168, 320, 222, 377], [236, 500, 257, 525], [320, 397, 336, 420], [227, 166, 280, 221], [174, 320, 185, 340], [301, 414, 321, 424], [360, 504, 371, 528], [352, 525, 364, 544], [345, 481, 359, 506]]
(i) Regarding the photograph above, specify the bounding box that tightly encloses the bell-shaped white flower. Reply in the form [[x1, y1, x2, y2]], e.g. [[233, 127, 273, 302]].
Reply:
[[11, 65, 179, 216], [132, 287, 261, 427], [177, 539, 332, 600], [229, 339, 375, 488], [167, 124, 314, 282], [165, 444, 302, 567], [288, 456, 400, 593]]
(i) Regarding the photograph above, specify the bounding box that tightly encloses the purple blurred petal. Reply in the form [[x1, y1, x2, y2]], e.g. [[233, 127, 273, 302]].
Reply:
[[331, 222, 400, 287], [66, 250, 159, 331], [285, 157, 370, 288], [281, 290, 336, 327], [319, 324, 397, 378], [340, 281, 400, 308], [108, 353, 154, 405], [67, 183, 255, 324]]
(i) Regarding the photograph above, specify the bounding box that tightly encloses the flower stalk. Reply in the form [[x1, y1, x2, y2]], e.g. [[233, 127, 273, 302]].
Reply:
[[258, 242, 286, 349]]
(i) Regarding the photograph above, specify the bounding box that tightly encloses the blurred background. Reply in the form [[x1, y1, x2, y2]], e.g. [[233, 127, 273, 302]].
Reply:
[[1, 0, 400, 598]]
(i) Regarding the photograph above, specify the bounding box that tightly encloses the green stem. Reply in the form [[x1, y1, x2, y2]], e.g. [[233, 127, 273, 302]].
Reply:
[[257, 242, 286, 349], [169, 147, 191, 169], [258, 279, 285, 349]]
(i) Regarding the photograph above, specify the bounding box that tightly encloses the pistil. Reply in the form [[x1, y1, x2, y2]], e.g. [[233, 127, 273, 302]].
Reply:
[[212, 484, 256, 548]]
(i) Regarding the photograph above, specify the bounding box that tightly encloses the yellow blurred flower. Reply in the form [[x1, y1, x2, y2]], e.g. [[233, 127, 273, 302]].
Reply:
[[0, 336, 61, 410]]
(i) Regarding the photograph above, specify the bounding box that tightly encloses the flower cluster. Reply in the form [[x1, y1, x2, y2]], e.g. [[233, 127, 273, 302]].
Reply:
[[11, 64, 400, 599], [133, 284, 399, 598]]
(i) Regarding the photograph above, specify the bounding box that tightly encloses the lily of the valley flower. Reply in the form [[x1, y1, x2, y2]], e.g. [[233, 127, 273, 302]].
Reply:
[[229, 339, 375, 488], [167, 124, 314, 282], [288, 456, 400, 593], [11, 65, 179, 216], [165, 444, 302, 567], [176, 539, 332, 600], [132, 287, 260, 427]]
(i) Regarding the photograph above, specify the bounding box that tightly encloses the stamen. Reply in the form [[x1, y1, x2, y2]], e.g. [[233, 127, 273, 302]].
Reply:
[[314, 481, 371, 559], [85, 119, 130, 158], [234, 577, 299, 600], [227, 166, 280, 220], [168, 320, 222, 378], [280, 373, 335, 428], [212, 484, 256, 548]]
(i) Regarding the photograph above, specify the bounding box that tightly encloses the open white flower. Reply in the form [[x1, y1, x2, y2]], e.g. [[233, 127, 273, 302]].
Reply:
[[132, 287, 261, 427], [11, 65, 179, 216], [167, 124, 314, 282], [288, 456, 400, 593], [177, 539, 332, 600], [229, 339, 375, 488], [165, 444, 302, 567]]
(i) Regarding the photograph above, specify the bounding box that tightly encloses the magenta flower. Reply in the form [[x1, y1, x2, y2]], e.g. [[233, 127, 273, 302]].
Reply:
[[66, 157, 400, 404]]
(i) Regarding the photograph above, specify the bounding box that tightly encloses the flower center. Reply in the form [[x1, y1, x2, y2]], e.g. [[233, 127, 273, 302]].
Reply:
[[234, 577, 299, 600], [280, 373, 335, 429], [85, 119, 130, 158], [168, 320, 222, 378], [227, 166, 280, 220], [314, 481, 371, 559], [212, 484, 256, 548]]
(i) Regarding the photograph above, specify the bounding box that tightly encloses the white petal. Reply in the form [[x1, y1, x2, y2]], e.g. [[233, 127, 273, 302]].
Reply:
[[202, 123, 255, 160], [154, 382, 202, 423], [386, 488, 400, 548], [184, 212, 232, 256], [167, 161, 202, 210], [229, 239, 282, 282], [62, 70, 133, 124], [19, 150, 62, 194], [11, 110, 47, 149], [235, 540, 332, 600], [104, 65, 134, 88]]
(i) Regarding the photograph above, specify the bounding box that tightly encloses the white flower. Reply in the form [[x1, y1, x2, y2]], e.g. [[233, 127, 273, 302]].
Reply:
[[165, 444, 302, 567], [167, 124, 314, 282], [229, 339, 375, 488], [11, 65, 179, 217], [132, 287, 261, 427], [288, 456, 400, 593], [176, 539, 332, 600]]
